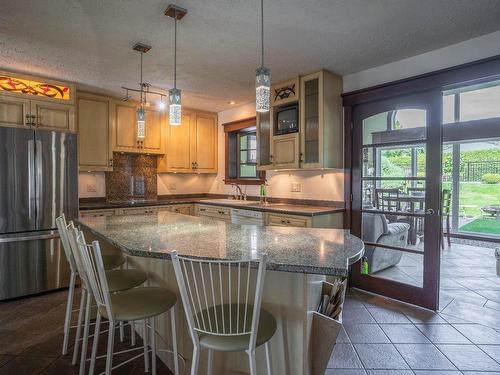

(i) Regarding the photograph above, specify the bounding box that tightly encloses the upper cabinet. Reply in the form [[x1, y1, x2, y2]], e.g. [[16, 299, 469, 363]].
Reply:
[[0, 70, 76, 132], [158, 109, 218, 174], [257, 69, 343, 171], [77, 92, 112, 171], [111, 101, 165, 155]]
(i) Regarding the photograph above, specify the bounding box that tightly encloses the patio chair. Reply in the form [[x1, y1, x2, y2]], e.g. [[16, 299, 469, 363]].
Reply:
[[374, 188, 401, 222]]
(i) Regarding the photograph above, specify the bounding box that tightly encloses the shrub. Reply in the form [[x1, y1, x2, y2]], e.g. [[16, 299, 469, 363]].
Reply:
[[481, 173, 500, 184]]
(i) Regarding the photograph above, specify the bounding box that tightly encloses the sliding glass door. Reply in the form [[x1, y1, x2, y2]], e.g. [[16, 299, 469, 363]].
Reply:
[[350, 91, 442, 310]]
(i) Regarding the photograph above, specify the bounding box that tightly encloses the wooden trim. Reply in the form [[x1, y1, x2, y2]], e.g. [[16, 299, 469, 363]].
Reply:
[[223, 177, 266, 185], [342, 55, 500, 106], [222, 117, 257, 132]]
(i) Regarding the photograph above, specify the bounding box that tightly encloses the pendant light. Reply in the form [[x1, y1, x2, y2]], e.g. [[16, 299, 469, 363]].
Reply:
[[132, 43, 151, 139], [165, 4, 187, 126], [256, 0, 270, 113]]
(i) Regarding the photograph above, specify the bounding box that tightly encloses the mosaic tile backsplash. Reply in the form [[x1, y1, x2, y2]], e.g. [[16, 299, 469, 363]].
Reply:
[[106, 153, 157, 201]]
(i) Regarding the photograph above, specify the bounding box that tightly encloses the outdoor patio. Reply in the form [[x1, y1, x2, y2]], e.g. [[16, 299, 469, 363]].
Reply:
[[373, 240, 500, 310]]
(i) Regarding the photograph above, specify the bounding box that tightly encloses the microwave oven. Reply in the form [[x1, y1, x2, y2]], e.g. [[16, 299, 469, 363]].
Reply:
[[274, 103, 299, 135]]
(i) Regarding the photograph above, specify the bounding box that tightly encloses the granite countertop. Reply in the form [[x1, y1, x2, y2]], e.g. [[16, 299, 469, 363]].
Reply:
[[79, 198, 344, 217], [76, 211, 364, 276]]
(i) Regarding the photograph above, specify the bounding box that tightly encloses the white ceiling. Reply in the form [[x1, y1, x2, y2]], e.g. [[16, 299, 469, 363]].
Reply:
[[1, 0, 500, 112]]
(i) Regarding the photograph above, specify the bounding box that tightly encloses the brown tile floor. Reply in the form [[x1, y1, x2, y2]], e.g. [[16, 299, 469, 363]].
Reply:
[[0, 288, 173, 375], [329, 288, 500, 374]]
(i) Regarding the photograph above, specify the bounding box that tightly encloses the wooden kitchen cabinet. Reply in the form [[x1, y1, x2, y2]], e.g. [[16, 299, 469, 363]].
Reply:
[[299, 70, 343, 169], [195, 204, 231, 222], [0, 70, 76, 132], [256, 110, 273, 170], [266, 212, 311, 227], [0, 95, 31, 128], [158, 109, 218, 173], [112, 101, 165, 154], [271, 133, 300, 169], [77, 93, 113, 171]]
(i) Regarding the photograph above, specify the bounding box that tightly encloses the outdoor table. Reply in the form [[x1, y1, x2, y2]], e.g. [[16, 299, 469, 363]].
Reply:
[[482, 205, 500, 220]]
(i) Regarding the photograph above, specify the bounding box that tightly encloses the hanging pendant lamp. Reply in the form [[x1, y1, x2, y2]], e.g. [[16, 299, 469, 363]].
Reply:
[[256, 0, 270, 113], [132, 43, 151, 139], [165, 4, 187, 126]]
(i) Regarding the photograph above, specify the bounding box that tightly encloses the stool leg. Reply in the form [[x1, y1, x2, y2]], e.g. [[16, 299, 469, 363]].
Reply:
[[150, 318, 157, 375], [89, 313, 102, 375], [79, 291, 92, 375], [72, 289, 86, 365], [62, 271, 76, 355], [143, 319, 149, 372], [170, 309, 179, 375], [105, 320, 115, 375], [265, 342, 272, 375], [191, 345, 200, 375], [247, 350, 257, 375], [119, 321, 125, 342], [207, 349, 213, 375], [131, 321, 136, 346]]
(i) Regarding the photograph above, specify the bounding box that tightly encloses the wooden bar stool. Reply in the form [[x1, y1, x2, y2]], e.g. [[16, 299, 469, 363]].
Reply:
[[171, 251, 276, 375], [57, 215, 147, 375], [71, 227, 180, 375]]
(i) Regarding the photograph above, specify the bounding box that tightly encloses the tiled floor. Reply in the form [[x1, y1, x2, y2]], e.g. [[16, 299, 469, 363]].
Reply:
[[328, 288, 500, 374], [0, 289, 173, 374]]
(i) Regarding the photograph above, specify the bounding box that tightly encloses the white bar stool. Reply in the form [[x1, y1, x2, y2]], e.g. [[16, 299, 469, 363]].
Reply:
[[171, 251, 276, 375], [71, 227, 180, 375]]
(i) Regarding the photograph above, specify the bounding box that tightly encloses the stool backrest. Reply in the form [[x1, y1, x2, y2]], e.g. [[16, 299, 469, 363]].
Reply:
[[71, 228, 114, 320], [56, 214, 78, 274], [171, 251, 267, 350]]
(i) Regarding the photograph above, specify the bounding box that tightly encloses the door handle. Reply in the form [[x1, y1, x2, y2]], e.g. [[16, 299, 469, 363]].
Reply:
[[27, 139, 35, 222], [426, 208, 435, 215]]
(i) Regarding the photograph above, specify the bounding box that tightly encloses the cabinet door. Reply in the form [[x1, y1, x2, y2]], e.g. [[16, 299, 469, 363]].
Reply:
[[0, 94, 30, 129], [300, 72, 322, 169], [142, 108, 164, 154], [77, 94, 112, 171], [257, 110, 273, 170], [193, 112, 217, 173], [31, 100, 76, 132], [266, 213, 311, 227], [272, 133, 299, 169], [165, 110, 194, 172], [113, 102, 139, 152]]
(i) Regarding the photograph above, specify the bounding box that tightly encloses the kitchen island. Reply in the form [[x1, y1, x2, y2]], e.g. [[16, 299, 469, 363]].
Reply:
[[77, 210, 364, 375]]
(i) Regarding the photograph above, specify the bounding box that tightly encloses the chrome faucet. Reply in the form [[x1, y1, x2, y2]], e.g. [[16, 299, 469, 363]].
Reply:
[[230, 183, 246, 200]]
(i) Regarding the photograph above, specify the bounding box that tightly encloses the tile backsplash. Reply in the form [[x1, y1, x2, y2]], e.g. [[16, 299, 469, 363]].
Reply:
[[105, 153, 157, 201]]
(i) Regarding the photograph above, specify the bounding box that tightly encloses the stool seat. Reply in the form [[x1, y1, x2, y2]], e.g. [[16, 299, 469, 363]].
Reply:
[[198, 304, 277, 352], [99, 287, 177, 321], [102, 253, 126, 270], [106, 269, 147, 293]]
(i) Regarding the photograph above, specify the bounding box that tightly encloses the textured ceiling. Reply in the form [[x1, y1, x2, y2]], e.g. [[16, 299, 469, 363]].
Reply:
[[1, 0, 500, 112]]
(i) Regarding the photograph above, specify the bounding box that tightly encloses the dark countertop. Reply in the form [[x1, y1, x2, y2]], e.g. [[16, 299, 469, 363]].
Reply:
[[77, 211, 364, 277], [79, 197, 344, 217]]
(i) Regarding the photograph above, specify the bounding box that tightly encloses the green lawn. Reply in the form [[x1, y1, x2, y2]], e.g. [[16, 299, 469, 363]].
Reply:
[[442, 182, 500, 217], [459, 218, 500, 235]]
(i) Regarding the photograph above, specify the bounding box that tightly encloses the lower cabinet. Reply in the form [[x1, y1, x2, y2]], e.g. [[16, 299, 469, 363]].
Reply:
[[194, 204, 231, 222], [266, 212, 311, 227]]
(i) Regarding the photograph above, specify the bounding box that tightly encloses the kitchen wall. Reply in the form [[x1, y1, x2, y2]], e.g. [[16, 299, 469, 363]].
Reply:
[[79, 30, 500, 200]]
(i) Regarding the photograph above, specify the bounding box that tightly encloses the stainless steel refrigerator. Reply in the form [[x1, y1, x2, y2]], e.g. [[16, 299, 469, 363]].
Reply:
[[0, 127, 78, 300]]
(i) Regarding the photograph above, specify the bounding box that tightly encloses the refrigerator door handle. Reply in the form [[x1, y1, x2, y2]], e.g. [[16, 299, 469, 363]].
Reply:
[[0, 233, 60, 243], [27, 139, 35, 223], [35, 139, 43, 228]]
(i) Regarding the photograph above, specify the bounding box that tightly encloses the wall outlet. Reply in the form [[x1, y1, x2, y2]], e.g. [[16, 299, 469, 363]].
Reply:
[[86, 184, 97, 193], [169, 183, 177, 191], [291, 183, 301, 192]]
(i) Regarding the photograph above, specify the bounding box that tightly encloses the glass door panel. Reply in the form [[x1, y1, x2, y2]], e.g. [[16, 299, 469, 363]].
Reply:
[[351, 91, 442, 310]]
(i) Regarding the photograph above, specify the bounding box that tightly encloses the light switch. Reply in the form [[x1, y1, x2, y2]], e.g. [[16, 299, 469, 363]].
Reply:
[[86, 184, 97, 193], [291, 183, 301, 192]]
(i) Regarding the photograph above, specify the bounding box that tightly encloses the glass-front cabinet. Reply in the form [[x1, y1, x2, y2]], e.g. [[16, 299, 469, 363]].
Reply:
[[257, 69, 343, 171]]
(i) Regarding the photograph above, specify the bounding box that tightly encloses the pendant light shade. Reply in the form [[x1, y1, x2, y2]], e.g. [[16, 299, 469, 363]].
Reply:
[[169, 87, 181, 125], [256, 66, 270, 112], [255, 0, 270, 112], [136, 107, 146, 139]]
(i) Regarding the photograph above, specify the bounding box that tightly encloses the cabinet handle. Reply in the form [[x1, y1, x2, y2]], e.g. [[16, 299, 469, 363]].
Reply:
[[25, 114, 32, 126], [299, 152, 304, 163], [108, 159, 113, 167]]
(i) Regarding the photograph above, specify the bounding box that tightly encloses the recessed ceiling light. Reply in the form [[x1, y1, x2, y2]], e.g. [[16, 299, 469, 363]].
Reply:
[[228, 101, 236, 105]]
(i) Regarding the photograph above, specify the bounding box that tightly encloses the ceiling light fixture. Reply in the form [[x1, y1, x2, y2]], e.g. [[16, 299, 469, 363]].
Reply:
[[132, 43, 151, 139], [255, 0, 270, 113], [228, 101, 236, 105], [165, 4, 187, 126]]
